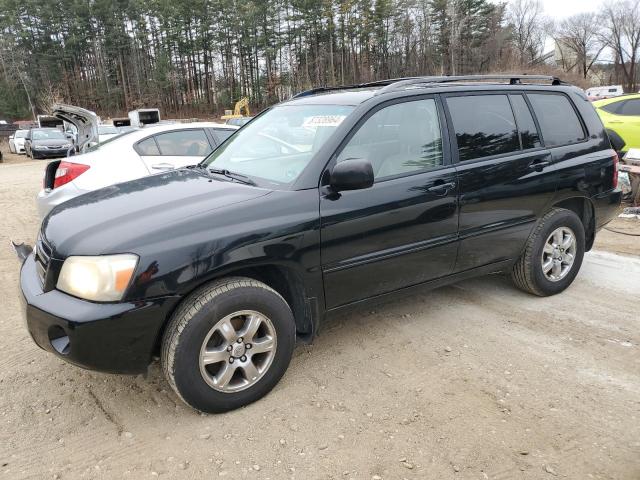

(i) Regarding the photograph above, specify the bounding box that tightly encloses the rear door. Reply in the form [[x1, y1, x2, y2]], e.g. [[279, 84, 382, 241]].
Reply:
[[136, 128, 215, 171], [444, 92, 557, 272], [320, 96, 459, 309]]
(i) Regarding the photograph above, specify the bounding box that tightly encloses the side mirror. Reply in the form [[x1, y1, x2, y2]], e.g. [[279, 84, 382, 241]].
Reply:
[[330, 159, 374, 192], [9, 135, 14, 140]]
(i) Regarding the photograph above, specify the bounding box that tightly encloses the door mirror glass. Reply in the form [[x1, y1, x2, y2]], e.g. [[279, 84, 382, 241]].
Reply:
[[330, 159, 374, 192]]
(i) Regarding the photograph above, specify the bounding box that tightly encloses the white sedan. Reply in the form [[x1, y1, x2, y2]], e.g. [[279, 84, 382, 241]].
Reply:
[[37, 122, 237, 218], [9, 129, 29, 154]]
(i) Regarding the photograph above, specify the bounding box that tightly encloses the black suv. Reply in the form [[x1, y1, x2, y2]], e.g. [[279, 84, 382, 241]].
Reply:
[[18, 75, 621, 413]]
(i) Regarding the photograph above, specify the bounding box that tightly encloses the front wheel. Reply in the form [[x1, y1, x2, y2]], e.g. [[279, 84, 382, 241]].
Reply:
[[511, 208, 585, 296], [161, 277, 296, 413]]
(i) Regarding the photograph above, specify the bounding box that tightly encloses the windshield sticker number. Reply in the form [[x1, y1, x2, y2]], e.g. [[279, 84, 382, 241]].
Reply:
[[302, 115, 347, 128]]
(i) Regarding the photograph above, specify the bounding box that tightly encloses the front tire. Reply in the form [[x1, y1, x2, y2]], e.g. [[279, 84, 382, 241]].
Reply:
[[511, 208, 585, 296], [161, 277, 296, 413]]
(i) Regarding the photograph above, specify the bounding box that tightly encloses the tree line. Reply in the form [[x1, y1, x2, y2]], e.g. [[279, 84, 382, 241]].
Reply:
[[1, 0, 640, 121]]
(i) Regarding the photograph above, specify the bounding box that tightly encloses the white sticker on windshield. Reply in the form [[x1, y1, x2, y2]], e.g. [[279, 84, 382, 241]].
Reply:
[[302, 115, 347, 128]]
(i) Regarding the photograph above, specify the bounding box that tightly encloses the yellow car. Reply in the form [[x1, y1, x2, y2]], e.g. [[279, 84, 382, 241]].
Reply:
[[592, 94, 640, 152]]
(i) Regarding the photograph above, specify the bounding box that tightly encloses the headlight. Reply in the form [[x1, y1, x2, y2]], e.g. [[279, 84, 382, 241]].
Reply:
[[57, 254, 138, 302], [32, 145, 45, 150], [61, 143, 72, 149]]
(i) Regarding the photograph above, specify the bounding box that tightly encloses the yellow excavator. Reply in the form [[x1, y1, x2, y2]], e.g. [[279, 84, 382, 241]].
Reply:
[[221, 97, 251, 121]]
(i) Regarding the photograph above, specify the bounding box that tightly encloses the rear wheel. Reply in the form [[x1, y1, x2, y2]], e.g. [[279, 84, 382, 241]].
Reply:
[[511, 208, 585, 296], [161, 277, 296, 413]]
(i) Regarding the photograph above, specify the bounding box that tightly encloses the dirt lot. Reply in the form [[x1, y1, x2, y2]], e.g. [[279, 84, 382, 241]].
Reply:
[[1, 149, 639, 480]]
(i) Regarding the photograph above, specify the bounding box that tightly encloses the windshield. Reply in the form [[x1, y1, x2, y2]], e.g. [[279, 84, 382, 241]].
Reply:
[[203, 104, 354, 186], [32, 129, 66, 140], [99, 125, 119, 135], [15, 130, 28, 138]]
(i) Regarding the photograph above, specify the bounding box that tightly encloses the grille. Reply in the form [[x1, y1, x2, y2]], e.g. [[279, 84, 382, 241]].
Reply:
[[34, 236, 52, 285]]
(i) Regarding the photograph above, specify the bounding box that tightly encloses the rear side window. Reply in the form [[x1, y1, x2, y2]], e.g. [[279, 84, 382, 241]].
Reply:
[[510, 95, 541, 150], [154, 129, 213, 156], [616, 99, 640, 116], [446, 94, 519, 161], [135, 137, 160, 156], [527, 93, 585, 147], [213, 129, 235, 143], [600, 101, 623, 114]]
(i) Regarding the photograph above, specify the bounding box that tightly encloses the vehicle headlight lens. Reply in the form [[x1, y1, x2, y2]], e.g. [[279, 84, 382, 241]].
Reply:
[[33, 145, 45, 150], [57, 254, 138, 302], [62, 143, 72, 149]]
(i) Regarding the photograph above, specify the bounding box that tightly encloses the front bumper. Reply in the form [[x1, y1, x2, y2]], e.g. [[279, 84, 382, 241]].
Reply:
[[19, 254, 181, 374], [32, 149, 72, 159]]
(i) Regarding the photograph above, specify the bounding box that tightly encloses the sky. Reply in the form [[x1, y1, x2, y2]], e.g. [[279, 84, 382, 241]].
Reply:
[[537, 0, 605, 17]]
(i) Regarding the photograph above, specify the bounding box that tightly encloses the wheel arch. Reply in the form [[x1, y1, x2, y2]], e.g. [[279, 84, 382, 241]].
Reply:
[[549, 196, 596, 251], [154, 263, 317, 354]]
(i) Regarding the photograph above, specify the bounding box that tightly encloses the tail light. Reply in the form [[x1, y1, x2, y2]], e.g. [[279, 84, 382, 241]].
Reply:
[[53, 162, 90, 189], [613, 152, 619, 189]]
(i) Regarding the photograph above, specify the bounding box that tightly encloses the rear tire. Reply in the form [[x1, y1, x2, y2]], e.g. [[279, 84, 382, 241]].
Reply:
[[511, 208, 585, 296], [161, 277, 296, 413]]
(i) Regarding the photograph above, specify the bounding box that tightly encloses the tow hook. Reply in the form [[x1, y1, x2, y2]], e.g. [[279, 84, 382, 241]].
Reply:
[[11, 241, 33, 263]]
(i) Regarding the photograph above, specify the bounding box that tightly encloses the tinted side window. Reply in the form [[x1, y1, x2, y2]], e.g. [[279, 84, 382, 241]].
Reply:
[[213, 129, 235, 143], [510, 94, 541, 150], [618, 99, 640, 116], [527, 93, 585, 147], [154, 129, 212, 156], [600, 101, 623, 114], [135, 137, 160, 156], [447, 94, 519, 161], [336, 98, 443, 180]]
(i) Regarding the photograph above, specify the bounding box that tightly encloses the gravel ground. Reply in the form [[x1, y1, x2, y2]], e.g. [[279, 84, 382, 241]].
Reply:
[[1, 152, 639, 480]]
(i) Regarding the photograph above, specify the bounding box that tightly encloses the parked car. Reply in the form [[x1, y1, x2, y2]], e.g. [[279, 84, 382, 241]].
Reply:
[[225, 116, 253, 127], [36, 122, 237, 218], [592, 93, 640, 153], [24, 128, 74, 159], [9, 129, 29, 154], [585, 85, 624, 100], [51, 104, 100, 152], [98, 125, 121, 143], [17, 75, 620, 413]]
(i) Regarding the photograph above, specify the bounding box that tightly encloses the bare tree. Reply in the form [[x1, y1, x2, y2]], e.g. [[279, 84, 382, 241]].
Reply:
[[508, 0, 547, 65], [554, 13, 606, 79], [602, 0, 640, 91]]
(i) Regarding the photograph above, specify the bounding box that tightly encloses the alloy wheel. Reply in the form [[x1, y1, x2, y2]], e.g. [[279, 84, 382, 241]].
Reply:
[[199, 310, 277, 393]]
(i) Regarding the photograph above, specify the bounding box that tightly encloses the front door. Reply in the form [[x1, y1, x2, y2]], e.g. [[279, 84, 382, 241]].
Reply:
[[320, 96, 459, 309]]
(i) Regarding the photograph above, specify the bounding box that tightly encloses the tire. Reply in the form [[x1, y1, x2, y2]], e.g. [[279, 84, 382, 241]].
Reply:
[[161, 277, 296, 413], [511, 208, 585, 296]]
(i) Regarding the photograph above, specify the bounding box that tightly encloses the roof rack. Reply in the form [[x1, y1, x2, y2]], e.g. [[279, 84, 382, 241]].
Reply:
[[375, 75, 567, 95], [292, 78, 407, 98], [292, 75, 569, 99]]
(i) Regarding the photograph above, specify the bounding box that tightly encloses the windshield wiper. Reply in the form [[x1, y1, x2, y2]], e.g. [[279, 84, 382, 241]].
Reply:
[[208, 168, 256, 186]]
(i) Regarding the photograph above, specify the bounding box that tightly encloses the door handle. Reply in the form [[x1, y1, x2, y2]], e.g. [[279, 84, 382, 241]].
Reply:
[[427, 181, 456, 195], [528, 158, 552, 172], [151, 163, 175, 170]]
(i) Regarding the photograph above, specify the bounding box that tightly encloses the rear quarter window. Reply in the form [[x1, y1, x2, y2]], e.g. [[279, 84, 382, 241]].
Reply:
[[527, 93, 585, 147]]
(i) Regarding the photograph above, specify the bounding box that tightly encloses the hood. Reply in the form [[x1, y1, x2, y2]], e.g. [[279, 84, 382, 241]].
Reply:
[[32, 138, 69, 147], [42, 168, 271, 257], [52, 104, 99, 151]]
